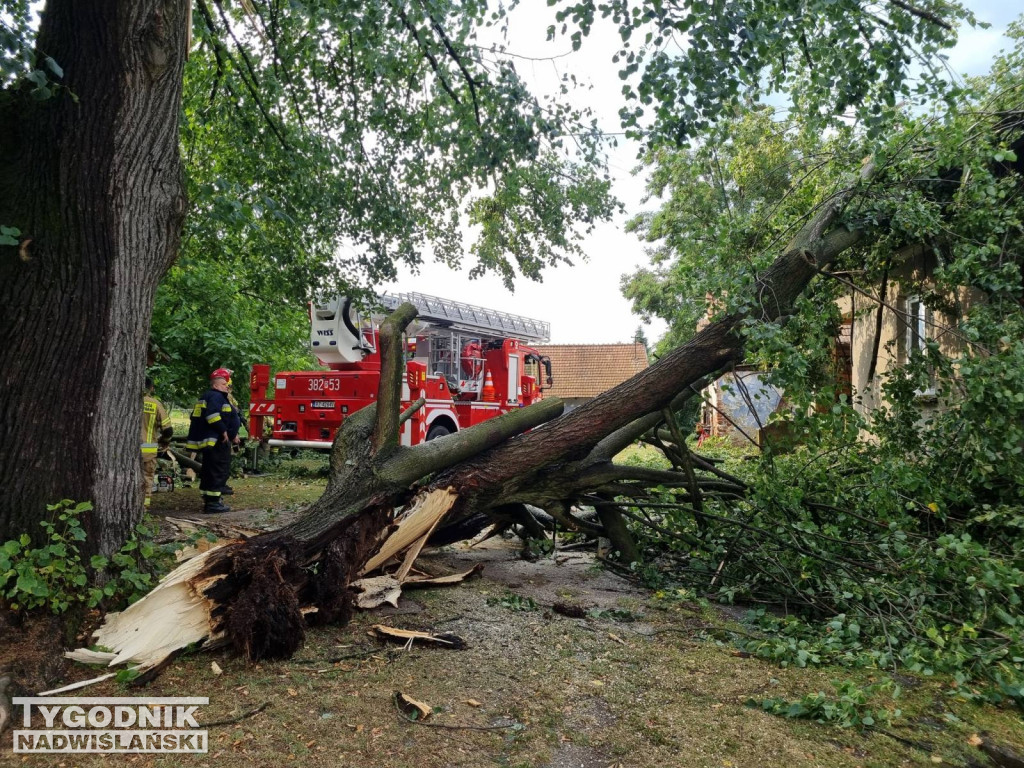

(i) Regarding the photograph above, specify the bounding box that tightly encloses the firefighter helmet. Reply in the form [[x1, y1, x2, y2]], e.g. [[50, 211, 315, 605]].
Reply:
[[210, 367, 233, 381]]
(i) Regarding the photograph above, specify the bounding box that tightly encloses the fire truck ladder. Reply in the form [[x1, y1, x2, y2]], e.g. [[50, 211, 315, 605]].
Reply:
[[379, 292, 551, 343]]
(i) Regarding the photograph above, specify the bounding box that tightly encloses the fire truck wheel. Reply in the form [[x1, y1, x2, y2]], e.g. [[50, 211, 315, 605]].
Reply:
[[426, 423, 452, 441]]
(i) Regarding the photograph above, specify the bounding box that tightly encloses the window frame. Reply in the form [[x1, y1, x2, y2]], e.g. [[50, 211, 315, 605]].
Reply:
[[904, 294, 936, 397]]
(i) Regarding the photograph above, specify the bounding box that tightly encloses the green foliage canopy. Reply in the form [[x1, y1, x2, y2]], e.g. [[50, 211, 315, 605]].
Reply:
[[4, 0, 976, 390], [620, 23, 1024, 702], [179, 0, 615, 298], [548, 0, 974, 146], [157, 0, 619, 390]]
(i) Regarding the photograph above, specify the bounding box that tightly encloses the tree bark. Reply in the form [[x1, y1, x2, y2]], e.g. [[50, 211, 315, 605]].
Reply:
[[0, 0, 188, 553]]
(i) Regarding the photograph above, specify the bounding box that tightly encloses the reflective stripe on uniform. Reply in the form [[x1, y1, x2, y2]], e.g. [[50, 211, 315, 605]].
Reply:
[[206, 413, 222, 423], [221, 404, 232, 412], [185, 438, 218, 450], [143, 400, 158, 443], [201, 490, 222, 498], [141, 443, 159, 454]]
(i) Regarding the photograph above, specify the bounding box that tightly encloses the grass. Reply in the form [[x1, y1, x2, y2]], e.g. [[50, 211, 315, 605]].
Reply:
[[147, 449, 326, 521], [148, 473, 324, 521], [6, 457, 1023, 767], [8, 545, 1023, 768], [615, 442, 673, 469]]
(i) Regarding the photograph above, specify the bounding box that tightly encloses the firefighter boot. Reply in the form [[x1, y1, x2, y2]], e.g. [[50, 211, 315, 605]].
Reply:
[[203, 498, 231, 514], [219, 485, 234, 495]]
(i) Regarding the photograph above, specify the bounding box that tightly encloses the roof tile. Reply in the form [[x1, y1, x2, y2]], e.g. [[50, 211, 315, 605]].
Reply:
[[534, 343, 650, 399]]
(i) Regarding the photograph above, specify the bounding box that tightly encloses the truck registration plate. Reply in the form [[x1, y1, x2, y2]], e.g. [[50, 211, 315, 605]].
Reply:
[[311, 401, 336, 409]]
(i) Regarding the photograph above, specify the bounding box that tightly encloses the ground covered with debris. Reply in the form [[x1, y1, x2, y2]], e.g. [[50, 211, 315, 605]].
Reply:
[[3, 477, 1023, 767]]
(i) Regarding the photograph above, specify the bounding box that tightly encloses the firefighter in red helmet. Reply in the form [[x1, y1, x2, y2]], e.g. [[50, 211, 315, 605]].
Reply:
[[185, 368, 241, 513]]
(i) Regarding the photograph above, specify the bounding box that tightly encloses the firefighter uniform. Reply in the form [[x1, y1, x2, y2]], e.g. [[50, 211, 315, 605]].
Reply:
[[141, 393, 172, 507], [186, 384, 239, 512]]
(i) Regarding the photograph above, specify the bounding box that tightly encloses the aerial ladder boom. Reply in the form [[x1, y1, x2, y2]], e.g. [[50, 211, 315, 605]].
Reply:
[[378, 292, 551, 343], [310, 292, 551, 367], [309, 297, 373, 365]]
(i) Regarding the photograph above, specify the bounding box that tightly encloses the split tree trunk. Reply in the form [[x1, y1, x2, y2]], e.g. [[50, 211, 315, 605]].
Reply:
[[0, 0, 188, 553], [77, 161, 881, 668]]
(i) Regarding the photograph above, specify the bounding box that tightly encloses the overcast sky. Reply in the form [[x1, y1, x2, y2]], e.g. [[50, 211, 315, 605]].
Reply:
[[384, 3, 1021, 345]]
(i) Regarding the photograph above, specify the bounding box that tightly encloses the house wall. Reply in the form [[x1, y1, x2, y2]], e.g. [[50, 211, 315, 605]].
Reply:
[[845, 281, 903, 415], [699, 249, 980, 444], [845, 250, 972, 419]]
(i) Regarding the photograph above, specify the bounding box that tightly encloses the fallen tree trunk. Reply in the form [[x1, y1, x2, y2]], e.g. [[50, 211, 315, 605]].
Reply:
[[72, 160, 879, 670], [165, 448, 201, 472]]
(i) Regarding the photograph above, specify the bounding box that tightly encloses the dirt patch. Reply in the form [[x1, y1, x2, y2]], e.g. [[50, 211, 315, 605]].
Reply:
[[0, 612, 72, 695], [565, 696, 618, 730], [427, 539, 648, 611], [545, 743, 612, 767]]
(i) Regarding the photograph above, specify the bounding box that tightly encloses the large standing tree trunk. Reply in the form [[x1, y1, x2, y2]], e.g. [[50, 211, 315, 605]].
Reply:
[[0, 0, 188, 553]]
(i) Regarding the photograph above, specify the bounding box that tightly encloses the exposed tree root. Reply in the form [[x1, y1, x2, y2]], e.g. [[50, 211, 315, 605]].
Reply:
[[207, 539, 307, 661]]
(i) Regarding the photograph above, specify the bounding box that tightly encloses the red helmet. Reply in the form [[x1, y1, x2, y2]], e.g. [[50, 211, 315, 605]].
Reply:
[[210, 368, 233, 380]]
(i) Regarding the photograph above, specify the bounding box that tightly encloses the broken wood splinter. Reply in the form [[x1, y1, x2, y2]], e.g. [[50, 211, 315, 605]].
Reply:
[[370, 624, 467, 650]]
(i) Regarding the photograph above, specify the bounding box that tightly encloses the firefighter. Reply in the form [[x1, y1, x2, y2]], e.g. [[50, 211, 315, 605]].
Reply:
[[141, 377, 173, 509], [186, 368, 240, 514]]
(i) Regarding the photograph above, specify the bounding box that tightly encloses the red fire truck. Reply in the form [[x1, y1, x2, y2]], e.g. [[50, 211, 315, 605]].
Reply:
[[248, 292, 553, 449]]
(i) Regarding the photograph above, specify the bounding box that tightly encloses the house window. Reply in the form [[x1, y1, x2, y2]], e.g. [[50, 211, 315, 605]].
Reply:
[[907, 297, 927, 357], [904, 295, 936, 396]]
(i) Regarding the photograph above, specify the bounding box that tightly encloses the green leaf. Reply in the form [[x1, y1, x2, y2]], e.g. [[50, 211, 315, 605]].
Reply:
[[15, 571, 49, 597], [43, 56, 63, 78]]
